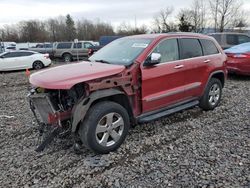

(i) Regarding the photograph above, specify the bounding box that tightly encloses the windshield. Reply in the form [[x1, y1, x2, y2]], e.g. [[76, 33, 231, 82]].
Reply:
[[89, 38, 153, 66]]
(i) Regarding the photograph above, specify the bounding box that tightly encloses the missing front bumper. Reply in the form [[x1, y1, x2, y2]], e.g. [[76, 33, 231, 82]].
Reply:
[[28, 93, 71, 125]]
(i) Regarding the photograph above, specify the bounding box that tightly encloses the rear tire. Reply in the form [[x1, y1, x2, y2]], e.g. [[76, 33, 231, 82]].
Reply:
[[78, 101, 130, 154], [63, 53, 72, 62], [33, 61, 44, 70], [199, 78, 222, 111]]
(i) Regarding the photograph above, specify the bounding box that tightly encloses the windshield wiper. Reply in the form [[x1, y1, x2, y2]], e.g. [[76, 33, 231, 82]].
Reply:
[[94, 59, 111, 64]]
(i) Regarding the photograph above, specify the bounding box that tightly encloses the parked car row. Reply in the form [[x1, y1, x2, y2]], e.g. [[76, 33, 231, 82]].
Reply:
[[1, 37, 123, 63]]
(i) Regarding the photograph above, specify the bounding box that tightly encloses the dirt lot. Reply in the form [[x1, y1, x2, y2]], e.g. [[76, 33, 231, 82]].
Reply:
[[0, 69, 249, 188]]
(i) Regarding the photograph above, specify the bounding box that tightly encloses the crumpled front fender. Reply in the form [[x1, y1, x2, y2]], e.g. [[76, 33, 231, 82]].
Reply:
[[71, 89, 124, 133]]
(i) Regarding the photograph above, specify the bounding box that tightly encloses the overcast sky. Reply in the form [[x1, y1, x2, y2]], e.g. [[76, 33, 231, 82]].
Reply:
[[0, 0, 250, 28]]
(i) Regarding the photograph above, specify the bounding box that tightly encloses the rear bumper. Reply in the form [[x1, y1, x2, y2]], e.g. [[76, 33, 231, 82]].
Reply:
[[227, 66, 250, 75], [227, 58, 250, 75], [43, 59, 52, 67]]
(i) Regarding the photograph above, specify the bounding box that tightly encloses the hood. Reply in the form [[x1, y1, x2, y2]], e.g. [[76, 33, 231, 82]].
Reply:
[[30, 61, 125, 89]]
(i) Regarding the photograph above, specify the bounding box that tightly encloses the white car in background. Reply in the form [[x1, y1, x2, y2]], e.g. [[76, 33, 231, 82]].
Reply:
[[0, 51, 51, 71]]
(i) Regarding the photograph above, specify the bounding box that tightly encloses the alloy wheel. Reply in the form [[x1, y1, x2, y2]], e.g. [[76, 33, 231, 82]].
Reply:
[[208, 83, 221, 106], [95, 112, 124, 147]]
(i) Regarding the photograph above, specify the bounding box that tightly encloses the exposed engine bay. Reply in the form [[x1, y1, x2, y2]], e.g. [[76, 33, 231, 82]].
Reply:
[[28, 84, 85, 152]]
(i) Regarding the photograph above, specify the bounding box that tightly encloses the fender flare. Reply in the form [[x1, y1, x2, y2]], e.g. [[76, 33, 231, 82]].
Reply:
[[202, 70, 225, 95], [71, 89, 125, 133]]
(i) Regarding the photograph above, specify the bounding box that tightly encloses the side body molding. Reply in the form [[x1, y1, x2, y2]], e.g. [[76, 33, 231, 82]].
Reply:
[[71, 89, 124, 132]]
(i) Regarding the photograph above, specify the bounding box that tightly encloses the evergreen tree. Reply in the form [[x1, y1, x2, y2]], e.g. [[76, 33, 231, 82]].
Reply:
[[65, 14, 76, 41], [178, 14, 193, 32]]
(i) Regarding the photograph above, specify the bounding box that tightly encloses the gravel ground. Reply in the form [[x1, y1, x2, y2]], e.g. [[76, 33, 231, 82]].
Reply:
[[0, 70, 249, 188]]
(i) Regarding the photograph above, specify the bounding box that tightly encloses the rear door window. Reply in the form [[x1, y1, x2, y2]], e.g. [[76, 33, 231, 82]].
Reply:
[[200, 39, 219, 55], [3, 52, 20, 58], [57, 42, 72, 49], [19, 52, 34, 56], [73, 43, 82, 49], [152, 39, 179, 63], [179, 38, 203, 59]]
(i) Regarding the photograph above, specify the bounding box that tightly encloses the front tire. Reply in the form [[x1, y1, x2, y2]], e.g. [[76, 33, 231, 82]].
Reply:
[[63, 53, 72, 62], [199, 78, 222, 111], [78, 101, 130, 154]]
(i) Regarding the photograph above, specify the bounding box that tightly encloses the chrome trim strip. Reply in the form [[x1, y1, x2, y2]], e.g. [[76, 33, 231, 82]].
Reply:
[[146, 89, 183, 102], [145, 82, 201, 102]]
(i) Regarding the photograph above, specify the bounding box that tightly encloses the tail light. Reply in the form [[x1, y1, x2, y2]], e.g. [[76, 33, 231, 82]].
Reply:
[[44, 53, 49, 59], [88, 49, 93, 57], [227, 53, 250, 58]]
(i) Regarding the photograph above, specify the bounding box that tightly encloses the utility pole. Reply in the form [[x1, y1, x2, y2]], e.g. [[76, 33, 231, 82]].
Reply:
[[134, 15, 137, 29]]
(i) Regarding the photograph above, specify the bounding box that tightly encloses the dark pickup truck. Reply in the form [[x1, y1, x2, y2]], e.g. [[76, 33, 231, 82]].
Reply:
[[29, 43, 54, 57]]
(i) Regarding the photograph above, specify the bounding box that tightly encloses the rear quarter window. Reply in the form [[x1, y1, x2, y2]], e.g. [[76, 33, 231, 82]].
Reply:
[[179, 38, 203, 59], [238, 35, 250, 44], [57, 42, 72, 49], [210, 34, 222, 44], [200, 39, 219, 55]]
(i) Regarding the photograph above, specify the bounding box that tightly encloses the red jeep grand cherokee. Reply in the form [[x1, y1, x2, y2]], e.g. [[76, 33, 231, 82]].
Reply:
[[28, 33, 227, 154]]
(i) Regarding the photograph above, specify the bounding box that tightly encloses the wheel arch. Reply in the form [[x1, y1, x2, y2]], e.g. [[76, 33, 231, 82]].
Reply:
[[202, 71, 225, 95], [32, 60, 44, 69], [210, 71, 225, 88], [62, 52, 73, 58], [71, 89, 134, 133]]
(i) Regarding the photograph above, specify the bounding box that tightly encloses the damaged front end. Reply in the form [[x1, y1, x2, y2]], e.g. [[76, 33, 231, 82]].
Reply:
[[28, 84, 85, 152]]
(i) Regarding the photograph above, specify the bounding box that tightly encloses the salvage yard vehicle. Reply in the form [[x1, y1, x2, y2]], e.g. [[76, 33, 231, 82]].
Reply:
[[209, 33, 250, 49], [0, 51, 51, 71], [53, 41, 94, 62], [28, 33, 227, 154], [28, 43, 54, 58], [224, 42, 250, 75]]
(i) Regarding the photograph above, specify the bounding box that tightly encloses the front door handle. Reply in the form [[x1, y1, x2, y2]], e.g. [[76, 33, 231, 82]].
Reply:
[[174, 65, 184, 69], [204, 59, 211, 63]]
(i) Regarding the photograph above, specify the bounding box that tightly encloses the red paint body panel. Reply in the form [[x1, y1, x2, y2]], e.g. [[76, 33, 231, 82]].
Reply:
[[136, 34, 227, 113], [226, 53, 250, 75], [29, 62, 125, 89], [29, 33, 227, 119]]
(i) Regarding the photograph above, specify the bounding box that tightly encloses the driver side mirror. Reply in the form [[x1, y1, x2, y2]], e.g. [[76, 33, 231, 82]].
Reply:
[[144, 53, 161, 66]]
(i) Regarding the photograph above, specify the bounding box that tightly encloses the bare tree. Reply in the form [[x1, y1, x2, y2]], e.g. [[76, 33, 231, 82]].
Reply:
[[209, 0, 244, 32], [19, 20, 49, 42], [76, 19, 114, 41], [190, 0, 207, 32], [153, 7, 174, 33], [0, 25, 19, 42], [177, 0, 207, 33], [117, 22, 147, 35], [209, 0, 220, 32]]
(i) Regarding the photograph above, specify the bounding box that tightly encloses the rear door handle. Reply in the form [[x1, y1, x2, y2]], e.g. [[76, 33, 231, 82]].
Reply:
[[174, 65, 184, 69], [204, 59, 211, 63]]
